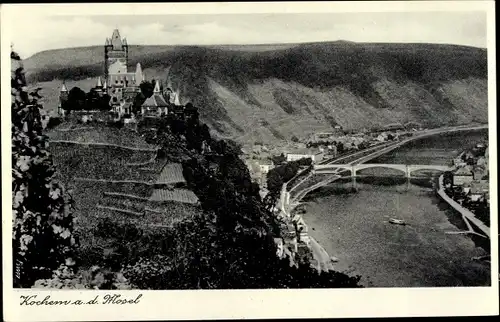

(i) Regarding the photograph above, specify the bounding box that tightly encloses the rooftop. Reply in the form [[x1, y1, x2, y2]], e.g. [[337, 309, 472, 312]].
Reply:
[[454, 166, 473, 175], [142, 94, 169, 107], [286, 148, 322, 155]]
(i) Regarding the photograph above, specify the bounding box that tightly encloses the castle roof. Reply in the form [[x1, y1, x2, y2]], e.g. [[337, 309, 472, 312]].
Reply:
[[60, 83, 68, 92], [174, 90, 181, 105], [96, 77, 102, 87], [142, 93, 168, 107]]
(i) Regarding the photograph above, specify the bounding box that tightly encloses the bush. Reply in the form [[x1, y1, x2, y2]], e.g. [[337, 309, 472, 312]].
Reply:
[[46, 116, 63, 129], [11, 50, 78, 288]]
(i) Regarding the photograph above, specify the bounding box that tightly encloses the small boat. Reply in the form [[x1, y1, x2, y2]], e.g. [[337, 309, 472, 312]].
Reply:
[[389, 218, 406, 225]]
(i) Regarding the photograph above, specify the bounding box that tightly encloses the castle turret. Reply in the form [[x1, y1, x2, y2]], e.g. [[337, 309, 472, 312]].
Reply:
[[96, 76, 103, 88], [153, 80, 161, 94], [135, 63, 143, 85], [174, 89, 181, 106]]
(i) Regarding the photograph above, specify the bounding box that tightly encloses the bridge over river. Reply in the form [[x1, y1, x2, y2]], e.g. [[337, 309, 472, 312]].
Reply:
[[313, 163, 452, 177], [278, 124, 489, 239]]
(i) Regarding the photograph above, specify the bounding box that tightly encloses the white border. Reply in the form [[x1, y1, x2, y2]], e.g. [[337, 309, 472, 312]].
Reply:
[[2, 2, 498, 320]]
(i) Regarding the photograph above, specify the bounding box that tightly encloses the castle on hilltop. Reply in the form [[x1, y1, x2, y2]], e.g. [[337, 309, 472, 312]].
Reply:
[[58, 28, 184, 118]]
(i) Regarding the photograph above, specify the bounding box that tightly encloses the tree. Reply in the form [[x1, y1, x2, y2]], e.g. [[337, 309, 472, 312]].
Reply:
[[85, 89, 100, 111], [11, 50, 78, 288], [443, 171, 453, 186], [132, 92, 146, 114], [99, 93, 111, 111], [271, 153, 286, 165], [139, 80, 154, 98], [67, 87, 87, 111]]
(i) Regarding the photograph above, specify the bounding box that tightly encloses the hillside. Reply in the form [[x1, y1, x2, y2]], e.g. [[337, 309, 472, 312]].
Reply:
[[25, 42, 488, 144]]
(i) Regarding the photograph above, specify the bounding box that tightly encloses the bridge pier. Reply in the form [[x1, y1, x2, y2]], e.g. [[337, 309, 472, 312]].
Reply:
[[351, 175, 358, 191], [405, 165, 411, 191]]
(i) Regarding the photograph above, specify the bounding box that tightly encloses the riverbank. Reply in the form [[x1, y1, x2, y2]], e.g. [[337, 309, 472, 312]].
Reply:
[[279, 127, 490, 284], [436, 174, 490, 239], [302, 181, 490, 287]]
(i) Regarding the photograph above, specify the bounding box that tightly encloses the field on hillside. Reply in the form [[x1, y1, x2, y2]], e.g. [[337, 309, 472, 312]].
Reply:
[[28, 42, 488, 144]]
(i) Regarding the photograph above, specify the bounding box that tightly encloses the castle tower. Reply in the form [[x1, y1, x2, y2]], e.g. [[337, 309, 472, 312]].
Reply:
[[104, 29, 129, 81]]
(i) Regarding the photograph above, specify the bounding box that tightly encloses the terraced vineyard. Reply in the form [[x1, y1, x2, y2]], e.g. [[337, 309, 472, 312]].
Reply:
[[46, 125, 156, 150], [47, 126, 202, 247], [49, 143, 160, 182]]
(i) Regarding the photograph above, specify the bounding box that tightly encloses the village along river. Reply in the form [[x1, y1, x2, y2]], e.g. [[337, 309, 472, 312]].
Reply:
[[301, 129, 491, 287]]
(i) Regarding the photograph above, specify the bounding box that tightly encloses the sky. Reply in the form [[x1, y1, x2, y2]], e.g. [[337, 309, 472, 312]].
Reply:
[[7, 10, 487, 58]]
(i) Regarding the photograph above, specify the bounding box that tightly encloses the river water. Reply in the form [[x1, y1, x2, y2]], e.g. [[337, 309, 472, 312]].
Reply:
[[302, 129, 491, 287]]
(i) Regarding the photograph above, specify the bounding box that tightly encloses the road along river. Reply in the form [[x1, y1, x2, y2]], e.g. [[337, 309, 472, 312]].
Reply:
[[301, 129, 490, 287]]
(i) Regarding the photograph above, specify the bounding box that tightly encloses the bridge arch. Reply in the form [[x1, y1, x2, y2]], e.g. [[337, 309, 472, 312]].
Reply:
[[407, 165, 452, 173], [353, 163, 408, 177]]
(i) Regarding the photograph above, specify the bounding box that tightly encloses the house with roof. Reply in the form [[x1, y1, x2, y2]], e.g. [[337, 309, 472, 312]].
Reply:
[[286, 148, 324, 163], [453, 166, 474, 186], [453, 156, 467, 168], [104, 29, 144, 101], [468, 180, 489, 202], [472, 165, 488, 181], [141, 80, 169, 117]]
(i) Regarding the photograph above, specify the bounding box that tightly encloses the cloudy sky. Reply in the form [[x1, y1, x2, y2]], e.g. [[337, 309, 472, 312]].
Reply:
[[7, 8, 487, 58]]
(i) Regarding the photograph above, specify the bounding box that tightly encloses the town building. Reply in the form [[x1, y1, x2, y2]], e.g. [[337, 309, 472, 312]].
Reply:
[[259, 162, 275, 175], [453, 166, 474, 186], [453, 155, 467, 168], [286, 148, 324, 163]]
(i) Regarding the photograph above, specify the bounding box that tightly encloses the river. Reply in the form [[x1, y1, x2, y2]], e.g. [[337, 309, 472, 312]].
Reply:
[[301, 129, 491, 287]]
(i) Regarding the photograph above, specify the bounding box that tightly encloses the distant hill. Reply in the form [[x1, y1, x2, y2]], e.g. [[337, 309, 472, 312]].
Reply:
[[25, 42, 488, 145]]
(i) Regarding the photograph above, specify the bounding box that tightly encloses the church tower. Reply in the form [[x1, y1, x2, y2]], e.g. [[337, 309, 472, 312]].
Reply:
[[104, 29, 129, 82]]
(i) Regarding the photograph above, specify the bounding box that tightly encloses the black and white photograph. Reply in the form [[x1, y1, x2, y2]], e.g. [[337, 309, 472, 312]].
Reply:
[[2, 1, 498, 320]]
